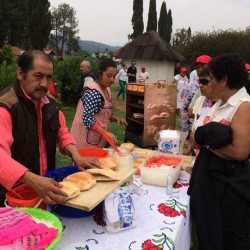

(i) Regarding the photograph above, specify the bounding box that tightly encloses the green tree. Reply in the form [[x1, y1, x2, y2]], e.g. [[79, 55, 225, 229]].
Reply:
[[158, 1, 168, 43], [180, 28, 250, 64], [66, 33, 80, 54], [27, 0, 52, 50], [172, 27, 192, 51], [0, 0, 11, 47], [0, 0, 29, 48], [50, 4, 79, 58], [146, 0, 157, 32], [131, 0, 144, 40], [166, 9, 173, 43]]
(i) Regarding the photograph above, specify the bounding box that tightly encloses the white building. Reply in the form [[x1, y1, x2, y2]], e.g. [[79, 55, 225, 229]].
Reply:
[[114, 31, 185, 84]]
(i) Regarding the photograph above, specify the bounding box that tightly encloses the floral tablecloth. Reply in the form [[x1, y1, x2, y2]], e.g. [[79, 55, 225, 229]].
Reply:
[[54, 171, 191, 250]]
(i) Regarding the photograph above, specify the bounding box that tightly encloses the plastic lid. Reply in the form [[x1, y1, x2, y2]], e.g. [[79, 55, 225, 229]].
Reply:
[[159, 130, 180, 138]]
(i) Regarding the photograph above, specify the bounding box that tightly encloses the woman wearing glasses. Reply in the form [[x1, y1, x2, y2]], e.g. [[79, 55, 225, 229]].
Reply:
[[191, 67, 214, 131], [182, 67, 214, 155], [71, 58, 127, 148], [189, 54, 250, 250]]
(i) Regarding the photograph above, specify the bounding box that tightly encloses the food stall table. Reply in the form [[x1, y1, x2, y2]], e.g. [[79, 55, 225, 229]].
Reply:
[[54, 171, 191, 250]]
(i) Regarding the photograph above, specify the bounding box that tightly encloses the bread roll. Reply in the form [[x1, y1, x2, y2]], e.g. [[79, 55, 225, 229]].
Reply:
[[120, 143, 134, 152], [132, 148, 156, 156], [133, 113, 144, 119], [160, 112, 169, 118], [99, 157, 118, 170], [86, 168, 119, 180], [59, 181, 80, 200], [64, 172, 97, 191]]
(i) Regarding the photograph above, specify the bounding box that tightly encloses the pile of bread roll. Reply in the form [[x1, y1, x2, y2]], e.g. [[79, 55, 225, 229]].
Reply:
[[120, 143, 155, 157], [59, 157, 119, 200]]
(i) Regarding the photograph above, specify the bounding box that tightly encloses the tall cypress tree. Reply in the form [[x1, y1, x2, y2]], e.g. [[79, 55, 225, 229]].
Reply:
[[2, 0, 29, 48], [158, 1, 168, 43], [27, 0, 52, 50], [187, 27, 192, 43], [146, 0, 157, 32], [166, 9, 173, 43], [131, 0, 144, 40]]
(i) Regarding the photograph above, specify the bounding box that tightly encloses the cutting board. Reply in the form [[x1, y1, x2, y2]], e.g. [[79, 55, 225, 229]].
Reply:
[[64, 165, 136, 211]]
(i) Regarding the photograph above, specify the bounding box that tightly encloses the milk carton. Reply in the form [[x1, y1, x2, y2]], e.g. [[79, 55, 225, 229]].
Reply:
[[156, 130, 180, 155]]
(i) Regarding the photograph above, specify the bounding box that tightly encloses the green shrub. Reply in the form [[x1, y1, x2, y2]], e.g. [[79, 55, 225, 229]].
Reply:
[[0, 62, 17, 91], [0, 54, 99, 104], [0, 46, 17, 91], [0, 46, 17, 65], [53, 56, 99, 105]]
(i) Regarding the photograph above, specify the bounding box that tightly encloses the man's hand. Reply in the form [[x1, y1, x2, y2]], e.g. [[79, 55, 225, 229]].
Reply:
[[72, 155, 101, 171], [20, 171, 68, 204], [64, 144, 100, 171]]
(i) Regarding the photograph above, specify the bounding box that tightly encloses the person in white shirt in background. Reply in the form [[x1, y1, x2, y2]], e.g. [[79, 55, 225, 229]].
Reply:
[[180, 55, 212, 133], [115, 64, 127, 102], [172, 67, 189, 115], [138, 65, 149, 82], [189, 68, 199, 95]]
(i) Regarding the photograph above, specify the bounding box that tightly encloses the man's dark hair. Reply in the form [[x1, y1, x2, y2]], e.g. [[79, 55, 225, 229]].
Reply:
[[18, 50, 54, 77], [208, 53, 248, 89]]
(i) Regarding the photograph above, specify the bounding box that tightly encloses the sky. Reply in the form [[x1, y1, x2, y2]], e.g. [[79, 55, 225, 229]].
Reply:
[[49, 0, 250, 46]]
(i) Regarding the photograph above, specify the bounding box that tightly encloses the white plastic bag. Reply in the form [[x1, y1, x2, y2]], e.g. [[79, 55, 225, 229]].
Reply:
[[103, 188, 136, 233]]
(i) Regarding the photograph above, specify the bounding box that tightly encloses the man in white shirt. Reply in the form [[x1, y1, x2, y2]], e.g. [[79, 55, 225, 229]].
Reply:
[[115, 64, 127, 101]]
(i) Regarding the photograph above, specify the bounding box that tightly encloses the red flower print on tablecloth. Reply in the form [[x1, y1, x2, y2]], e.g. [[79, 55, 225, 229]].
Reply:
[[141, 233, 175, 250], [142, 240, 162, 250], [173, 178, 189, 189], [173, 183, 182, 189], [180, 210, 186, 217], [158, 199, 187, 218], [158, 204, 180, 217]]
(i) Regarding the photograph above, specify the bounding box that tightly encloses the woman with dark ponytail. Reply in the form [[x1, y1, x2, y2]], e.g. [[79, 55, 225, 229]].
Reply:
[[70, 58, 127, 148]]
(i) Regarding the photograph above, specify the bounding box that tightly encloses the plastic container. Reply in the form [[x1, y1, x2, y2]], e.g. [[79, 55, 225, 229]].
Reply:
[[78, 147, 109, 158], [44, 166, 103, 217], [140, 154, 183, 187], [113, 148, 133, 169], [5, 184, 46, 209], [155, 130, 180, 155]]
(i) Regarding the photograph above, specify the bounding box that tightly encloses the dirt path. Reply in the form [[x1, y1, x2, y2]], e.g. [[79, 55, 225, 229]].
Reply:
[[112, 91, 126, 113]]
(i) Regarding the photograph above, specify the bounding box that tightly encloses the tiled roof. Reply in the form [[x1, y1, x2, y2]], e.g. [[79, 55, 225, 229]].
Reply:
[[114, 31, 185, 62]]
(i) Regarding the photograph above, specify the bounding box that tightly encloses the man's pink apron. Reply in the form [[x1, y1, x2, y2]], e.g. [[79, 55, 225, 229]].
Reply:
[[70, 82, 112, 148]]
